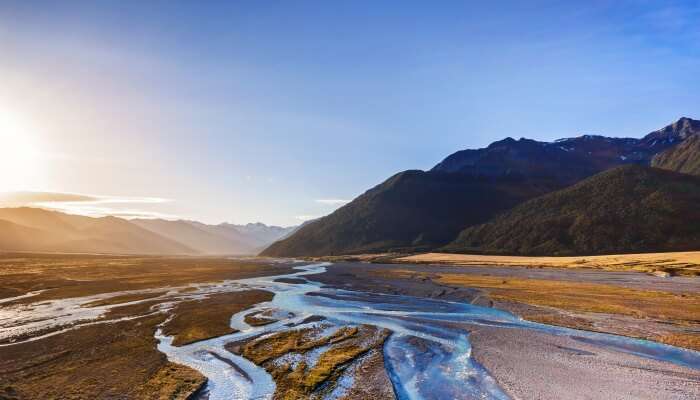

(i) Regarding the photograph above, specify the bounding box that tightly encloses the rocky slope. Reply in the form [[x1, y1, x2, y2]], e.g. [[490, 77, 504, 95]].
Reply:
[[652, 133, 700, 176]]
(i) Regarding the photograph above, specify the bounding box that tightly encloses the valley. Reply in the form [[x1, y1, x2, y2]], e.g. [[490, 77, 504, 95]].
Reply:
[[1, 254, 698, 399], [5, 4, 700, 399]]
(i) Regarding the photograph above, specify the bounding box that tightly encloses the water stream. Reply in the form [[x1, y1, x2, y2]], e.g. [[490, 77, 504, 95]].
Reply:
[[154, 261, 700, 400], [2, 260, 698, 398]]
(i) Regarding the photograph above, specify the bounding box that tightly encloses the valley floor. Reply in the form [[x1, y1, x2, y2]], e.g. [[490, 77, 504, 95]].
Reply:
[[397, 251, 700, 277], [311, 261, 700, 398], [0, 254, 294, 399], [311, 261, 700, 351], [0, 253, 698, 399]]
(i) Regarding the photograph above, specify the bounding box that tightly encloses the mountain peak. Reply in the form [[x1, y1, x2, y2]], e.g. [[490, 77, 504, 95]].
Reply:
[[643, 117, 700, 144]]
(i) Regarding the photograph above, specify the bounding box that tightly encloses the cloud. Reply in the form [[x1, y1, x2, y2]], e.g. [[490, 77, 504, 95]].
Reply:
[[0, 191, 177, 219], [315, 199, 351, 206], [0, 191, 98, 206]]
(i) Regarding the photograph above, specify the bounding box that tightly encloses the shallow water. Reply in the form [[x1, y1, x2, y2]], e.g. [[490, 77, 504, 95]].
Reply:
[[154, 262, 700, 400], [3, 261, 699, 399]]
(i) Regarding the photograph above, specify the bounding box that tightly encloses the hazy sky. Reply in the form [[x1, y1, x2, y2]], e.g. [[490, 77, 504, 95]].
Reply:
[[1, 1, 699, 226]]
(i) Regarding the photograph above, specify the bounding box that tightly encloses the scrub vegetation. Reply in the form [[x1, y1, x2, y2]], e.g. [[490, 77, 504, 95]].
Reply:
[[228, 324, 393, 400]]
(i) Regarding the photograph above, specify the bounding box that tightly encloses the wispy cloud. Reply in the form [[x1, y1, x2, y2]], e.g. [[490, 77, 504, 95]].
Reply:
[[315, 199, 351, 205], [0, 191, 178, 219]]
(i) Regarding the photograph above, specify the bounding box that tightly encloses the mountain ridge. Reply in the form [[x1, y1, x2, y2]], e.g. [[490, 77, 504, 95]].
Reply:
[[261, 170, 562, 257], [431, 117, 698, 184], [263, 117, 700, 257], [0, 207, 295, 255], [652, 133, 700, 176]]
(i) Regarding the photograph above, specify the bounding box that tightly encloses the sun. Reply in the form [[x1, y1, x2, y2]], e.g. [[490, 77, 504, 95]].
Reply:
[[0, 110, 45, 192]]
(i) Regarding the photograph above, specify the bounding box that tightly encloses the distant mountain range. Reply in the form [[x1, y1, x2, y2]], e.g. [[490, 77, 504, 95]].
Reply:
[[262, 117, 700, 257], [0, 207, 295, 255]]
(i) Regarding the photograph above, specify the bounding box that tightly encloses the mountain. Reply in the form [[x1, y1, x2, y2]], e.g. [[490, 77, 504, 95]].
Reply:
[[0, 219, 60, 251], [229, 222, 296, 246], [443, 165, 700, 256], [0, 207, 295, 255], [262, 117, 700, 257], [0, 208, 194, 255], [130, 219, 254, 254], [432, 118, 699, 185], [261, 171, 561, 257], [652, 133, 700, 177], [132, 219, 294, 255]]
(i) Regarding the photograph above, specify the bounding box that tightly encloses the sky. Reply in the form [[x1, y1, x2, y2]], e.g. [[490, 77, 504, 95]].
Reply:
[[0, 1, 699, 226]]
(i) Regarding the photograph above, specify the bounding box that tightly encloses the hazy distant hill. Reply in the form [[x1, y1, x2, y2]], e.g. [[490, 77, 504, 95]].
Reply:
[[0, 219, 59, 251], [132, 219, 294, 254], [0, 208, 294, 255], [130, 219, 251, 254], [262, 117, 700, 257], [0, 208, 194, 255], [443, 166, 700, 255], [229, 222, 296, 245], [261, 171, 561, 257], [652, 133, 700, 177]]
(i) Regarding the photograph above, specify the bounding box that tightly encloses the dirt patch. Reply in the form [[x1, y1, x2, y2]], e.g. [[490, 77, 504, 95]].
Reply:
[[0, 314, 205, 400], [244, 309, 293, 327], [162, 290, 273, 346], [0, 254, 294, 398], [0, 254, 292, 304]]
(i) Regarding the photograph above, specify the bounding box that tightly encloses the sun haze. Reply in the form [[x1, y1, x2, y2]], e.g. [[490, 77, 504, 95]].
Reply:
[[1, 1, 700, 225]]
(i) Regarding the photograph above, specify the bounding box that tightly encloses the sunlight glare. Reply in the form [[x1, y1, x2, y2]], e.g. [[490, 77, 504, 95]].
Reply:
[[0, 110, 45, 192]]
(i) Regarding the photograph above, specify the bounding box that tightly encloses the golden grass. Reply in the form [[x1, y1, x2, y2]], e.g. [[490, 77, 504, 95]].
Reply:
[[397, 251, 700, 276], [369, 268, 700, 351], [303, 342, 368, 389], [654, 333, 700, 351], [132, 363, 205, 400], [432, 272, 700, 321], [235, 326, 358, 365], [230, 325, 387, 400]]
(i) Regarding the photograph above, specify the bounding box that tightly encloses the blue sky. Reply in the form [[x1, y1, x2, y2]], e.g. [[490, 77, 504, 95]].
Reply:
[[0, 1, 699, 225]]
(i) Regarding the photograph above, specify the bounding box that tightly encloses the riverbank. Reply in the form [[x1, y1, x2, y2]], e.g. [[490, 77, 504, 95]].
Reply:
[[2, 255, 699, 399], [310, 262, 700, 351], [304, 250, 700, 277], [0, 254, 295, 399], [396, 251, 700, 277]]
